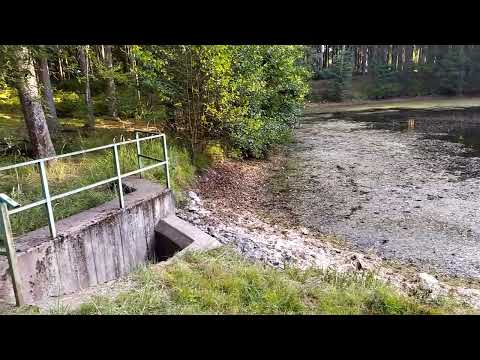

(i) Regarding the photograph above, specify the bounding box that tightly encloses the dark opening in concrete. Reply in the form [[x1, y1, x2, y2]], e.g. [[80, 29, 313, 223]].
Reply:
[[153, 232, 188, 262]]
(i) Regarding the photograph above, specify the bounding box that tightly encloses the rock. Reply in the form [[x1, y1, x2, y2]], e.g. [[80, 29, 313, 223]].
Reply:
[[355, 260, 363, 271], [188, 191, 202, 204], [188, 204, 200, 212], [418, 272, 441, 295], [197, 209, 211, 216], [338, 263, 357, 274], [301, 227, 310, 235]]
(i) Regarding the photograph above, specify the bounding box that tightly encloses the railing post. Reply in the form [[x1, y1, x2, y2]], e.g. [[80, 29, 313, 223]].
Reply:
[[113, 144, 125, 208], [161, 134, 171, 189], [135, 131, 144, 178], [38, 160, 56, 239], [0, 201, 24, 306]]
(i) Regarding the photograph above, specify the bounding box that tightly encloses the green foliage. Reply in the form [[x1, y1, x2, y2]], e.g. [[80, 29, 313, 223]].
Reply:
[[0, 87, 20, 113], [53, 90, 84, 117], [133, 45, 310, 158], [315, 68, 336, 80], [363, 64, 402, 99], [435, 47, 467, 96], [328, 48, 353, 102], [73, 247, 468, 315]]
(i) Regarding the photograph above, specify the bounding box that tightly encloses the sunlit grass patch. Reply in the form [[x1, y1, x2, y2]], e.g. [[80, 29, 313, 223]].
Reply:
[[73, 247, 471, 315], [1, 124, 198, 235]]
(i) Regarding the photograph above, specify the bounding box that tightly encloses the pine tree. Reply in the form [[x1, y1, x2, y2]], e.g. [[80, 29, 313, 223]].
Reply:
[[330, 47, 353, 101], [436, 46, 467, 95]]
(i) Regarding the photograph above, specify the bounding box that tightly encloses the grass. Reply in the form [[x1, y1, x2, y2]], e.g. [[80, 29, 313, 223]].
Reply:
[[0, 132, 198, 237], [0, 89, 201, 237], [63, 247, 469, 315]]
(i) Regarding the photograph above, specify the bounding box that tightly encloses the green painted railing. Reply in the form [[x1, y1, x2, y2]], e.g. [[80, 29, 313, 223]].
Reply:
[[0, 130, 170, 306]]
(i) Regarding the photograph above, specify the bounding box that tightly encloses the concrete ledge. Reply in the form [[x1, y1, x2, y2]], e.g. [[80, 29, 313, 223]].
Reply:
[[155, 215, 221, 260], [0, 177, 175, 305]]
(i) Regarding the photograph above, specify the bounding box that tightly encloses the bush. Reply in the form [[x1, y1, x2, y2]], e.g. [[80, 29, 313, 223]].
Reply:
[[54, 90, 85, 117], [134, 45, 310, 159], [315, 68, 336, 80]]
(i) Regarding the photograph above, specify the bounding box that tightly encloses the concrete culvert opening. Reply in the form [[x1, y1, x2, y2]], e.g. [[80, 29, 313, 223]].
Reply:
[[153, 215, 194, 262], [153, 215, 220, 263], [153, 232, 192, 262]]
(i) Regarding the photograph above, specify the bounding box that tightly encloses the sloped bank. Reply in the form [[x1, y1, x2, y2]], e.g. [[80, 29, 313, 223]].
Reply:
[[177, 159, 480, 311]]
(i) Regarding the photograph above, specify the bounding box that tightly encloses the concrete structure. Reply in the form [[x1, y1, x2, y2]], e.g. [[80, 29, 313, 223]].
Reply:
[[155, 215, 221, 260], [0, 177, 219, 305]]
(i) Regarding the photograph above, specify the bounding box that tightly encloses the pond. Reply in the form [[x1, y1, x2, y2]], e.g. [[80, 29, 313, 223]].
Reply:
[[288, 106, 480, 280]]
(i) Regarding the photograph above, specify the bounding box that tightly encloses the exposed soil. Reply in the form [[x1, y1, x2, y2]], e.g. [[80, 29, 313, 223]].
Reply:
[[287, 107, 480, 281], [176, 155, 480, 310]]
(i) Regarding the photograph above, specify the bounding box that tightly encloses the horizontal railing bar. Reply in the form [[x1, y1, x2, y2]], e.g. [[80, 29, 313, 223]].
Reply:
[[0, 133, 164, 172], [121, 161, 166, 178], [3, 132, 169, 221], [50, 177, 118, 201], [9, 198, 47, 215], [8, 163, 166, 215], [137, 154, 164, 162]]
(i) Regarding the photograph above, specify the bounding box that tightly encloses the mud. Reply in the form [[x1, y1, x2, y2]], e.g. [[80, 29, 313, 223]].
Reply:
[[286, 107, 480, 279]]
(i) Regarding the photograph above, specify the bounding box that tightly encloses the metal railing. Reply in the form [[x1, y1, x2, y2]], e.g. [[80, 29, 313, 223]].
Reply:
[[0, 130, 170, 306]]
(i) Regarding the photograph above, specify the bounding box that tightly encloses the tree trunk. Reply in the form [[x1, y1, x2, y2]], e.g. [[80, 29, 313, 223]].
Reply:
[[14, 47, 56, 159], [361, 45, 367, 75], [77, 45, 95, 129], [127, 45, 142, 117], [104, 45, 119, 120], [58, 56, 64, 81], [405, 45, 414, 71], [324, 45, 329, 68], [392, 45, 399, 71], [317, 45, 324, 70], [37, 53, 60, 137]]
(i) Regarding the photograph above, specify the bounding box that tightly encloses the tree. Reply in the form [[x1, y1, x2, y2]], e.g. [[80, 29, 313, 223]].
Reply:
[[329, 47, 353, 101], [435, 45, 467, 95], [77, 45, 95, 129], [14, 46, 56, 158], [133, 45, 310, 158], [36, 46, 60, 137], [104, 45, 119, 120]]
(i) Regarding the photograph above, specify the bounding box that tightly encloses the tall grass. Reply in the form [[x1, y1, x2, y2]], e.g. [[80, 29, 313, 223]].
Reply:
[[0, 129, 198, 237], [73, 247, 469, 315]]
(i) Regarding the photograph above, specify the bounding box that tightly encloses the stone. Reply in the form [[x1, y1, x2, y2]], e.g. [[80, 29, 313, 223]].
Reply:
[[188, 191, 202, 204], [418, 272, 440, 293], [188, 204, 200, 212]]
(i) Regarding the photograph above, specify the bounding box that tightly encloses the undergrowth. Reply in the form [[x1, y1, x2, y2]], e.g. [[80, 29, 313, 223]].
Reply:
[[0, 123, 201, 237]]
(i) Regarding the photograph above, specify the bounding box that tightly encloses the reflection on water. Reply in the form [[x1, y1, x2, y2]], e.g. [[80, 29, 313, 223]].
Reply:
[[340, 107, 480, 157], [407, 118, 415, 130]]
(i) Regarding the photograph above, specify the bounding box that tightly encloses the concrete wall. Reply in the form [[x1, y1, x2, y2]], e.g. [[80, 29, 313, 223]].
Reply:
[[0, 178, 175, 305]]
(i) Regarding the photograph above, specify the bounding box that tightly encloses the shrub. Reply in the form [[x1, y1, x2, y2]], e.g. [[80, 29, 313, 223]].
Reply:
[[54, 90, 85, 117]]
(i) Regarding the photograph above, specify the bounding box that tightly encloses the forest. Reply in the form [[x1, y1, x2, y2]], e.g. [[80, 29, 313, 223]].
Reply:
[[0, 45, 310, 161], [308, 45, 480, 100], [1, 45, 478, 163], [2, 44, 480, 315]]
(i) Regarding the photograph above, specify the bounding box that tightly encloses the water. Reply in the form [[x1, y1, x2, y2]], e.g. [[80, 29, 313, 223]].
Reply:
[[340, 107, 480, 157]]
